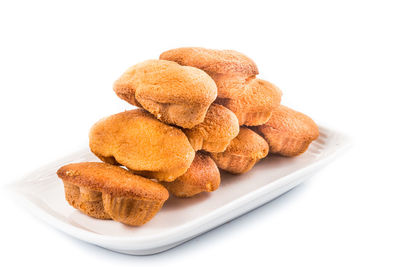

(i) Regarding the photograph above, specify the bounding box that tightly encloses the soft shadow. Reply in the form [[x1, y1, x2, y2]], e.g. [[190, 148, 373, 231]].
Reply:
[[52, 181, 309, 261], [162, 192, 213, 212]]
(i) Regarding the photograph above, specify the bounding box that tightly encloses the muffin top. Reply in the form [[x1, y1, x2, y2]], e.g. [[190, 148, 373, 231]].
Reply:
[[217, 79, 282, 113], [114, 59, 217, 106], [184, 103, 239, 142], [160, 47, 258, 76], [174, 152, 220, 189], [89, 109, 195, 181], [224, 127, 269, 159], [57, 162, 169, 201], [258, 105, 319, 141]]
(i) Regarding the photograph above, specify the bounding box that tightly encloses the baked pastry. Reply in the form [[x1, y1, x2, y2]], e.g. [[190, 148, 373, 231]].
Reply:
[[160, 48, 281, 126], [160, 47, 258, 99], [162, 153, 220, 197], [183, 103, 239, 152], [211, 127, 269, 174], [113, 59, 217, 128], [62, 180, 111, 220], [57, 162, 169, 225], [253, 105, 319, 156], [89, 109, 195, 182], [216, 79, 282, 126]]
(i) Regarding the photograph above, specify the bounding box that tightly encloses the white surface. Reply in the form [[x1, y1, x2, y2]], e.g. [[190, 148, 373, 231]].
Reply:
[[10, 127, 349, 255], [0, 0, 399, 266]]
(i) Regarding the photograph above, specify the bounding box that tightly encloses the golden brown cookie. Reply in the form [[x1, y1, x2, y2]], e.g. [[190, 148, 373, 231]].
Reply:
[[89, 109, 195, 182], [253, 105, 319, 156], [211, 127, 269, 174], [113, 60, 217, 128], [216, 79, 282, 126], [160, 47, 258, 99], [57, 162, 169, 225], [162, 153, 220, 198], [183, 103, 239, 152]]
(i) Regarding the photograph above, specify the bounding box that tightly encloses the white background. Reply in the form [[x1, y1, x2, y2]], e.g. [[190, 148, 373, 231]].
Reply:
[[1, 0, 399, 266]]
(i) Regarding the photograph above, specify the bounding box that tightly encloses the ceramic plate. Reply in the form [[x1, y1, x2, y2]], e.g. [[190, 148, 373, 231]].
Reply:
[[10, 126, 350, 255]]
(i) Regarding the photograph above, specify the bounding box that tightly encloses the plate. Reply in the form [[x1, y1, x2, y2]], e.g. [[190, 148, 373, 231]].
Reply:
[[10, 126, 350, 255]]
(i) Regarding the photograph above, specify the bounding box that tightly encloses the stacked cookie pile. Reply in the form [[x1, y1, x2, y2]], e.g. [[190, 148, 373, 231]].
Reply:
[[57, 47, 319, 226]]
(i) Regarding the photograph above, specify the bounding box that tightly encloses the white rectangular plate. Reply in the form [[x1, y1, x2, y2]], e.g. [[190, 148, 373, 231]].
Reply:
[[10, 126, 349, 255]]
